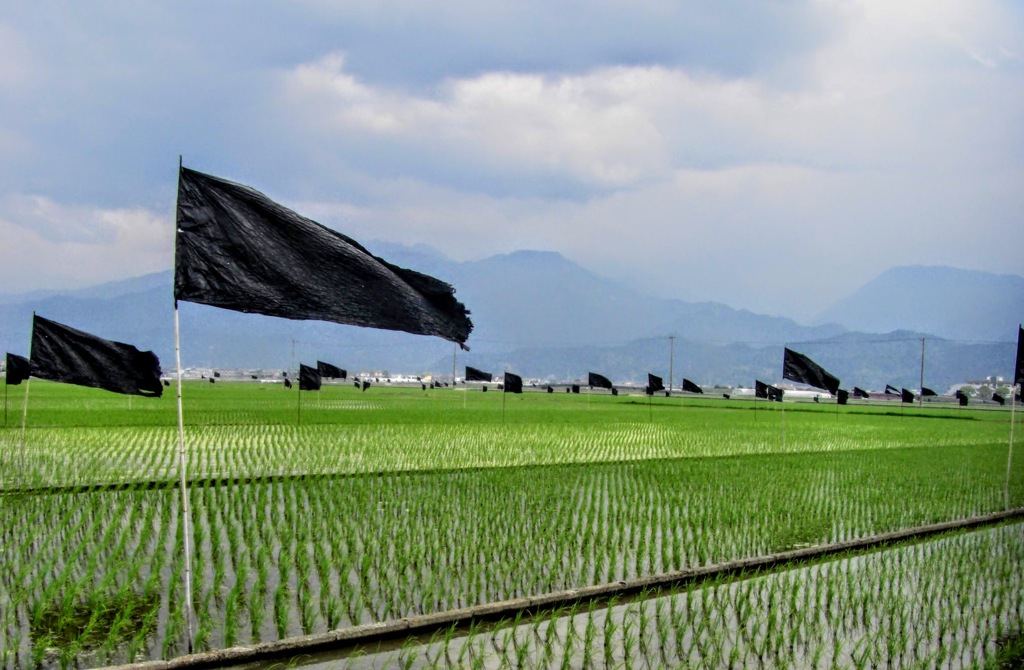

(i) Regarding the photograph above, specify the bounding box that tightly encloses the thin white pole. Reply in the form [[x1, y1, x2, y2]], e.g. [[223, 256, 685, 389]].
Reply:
[[668, 335, 675, 394], [18, 376, 31, 488], [918, 338, 926, 409], [174, 304, 196, 653], [1008, 384, 1017, 510]]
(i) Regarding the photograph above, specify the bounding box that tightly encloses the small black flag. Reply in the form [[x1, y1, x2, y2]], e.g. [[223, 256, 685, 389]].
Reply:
[[955, 389, 968, 406], [571, 384, 580, 394], [163, 379, 171, 387], [546, 385, 553, 394], [30, 315, 162, 397], [299, 364, 322, 391], [251, 375, 258, 380], [174, 166, 473, 347], [885, 384, 900, 395], [209, 377, 216, 384], [285, 377, 293, 389], [213, 371, 221, 378], [782, 348, 840, 395], [362, 381, 371, 392], [5, 353, 30, 386], [992, 392, 1005, 406], [901, 388, 915, 403], [921, 387, 937, 397], [504, 372, 523, 394], [611, 388, 619, 396], [648, 374, 665, 393], [465, 366, 493, 382], [317, 361, 346, 379], [755, 380, 772, 399], [682, 379, 703, 394], [723, 393, 731, 400], [588, 372, 613, 390], [853, 387, 869, 399], [837, 389, 849, 405]]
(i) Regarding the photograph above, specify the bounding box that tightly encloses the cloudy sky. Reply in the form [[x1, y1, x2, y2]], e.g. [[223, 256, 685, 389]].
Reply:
[[1, 0, 1021, 321]]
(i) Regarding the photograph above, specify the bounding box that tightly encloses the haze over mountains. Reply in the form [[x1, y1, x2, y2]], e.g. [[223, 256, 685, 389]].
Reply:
[[0, 244, 1018, 391]]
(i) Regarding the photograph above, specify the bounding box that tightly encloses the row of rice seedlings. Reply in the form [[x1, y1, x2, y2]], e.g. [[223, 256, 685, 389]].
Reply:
[[331, 521, 1024, 669]]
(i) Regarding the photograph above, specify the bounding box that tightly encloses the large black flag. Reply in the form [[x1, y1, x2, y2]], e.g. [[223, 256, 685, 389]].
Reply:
[[853, 387, 869, 399], [29, 315, 162, 397], [782, 348, 840, 395], [588, 372, 613, 390], [682, 378, 703, 394], [316, 361, 346, 379], [647, 374, 665, 394], [465, 366, 493, 382], [1015, 325, 1023, 387], [299, 364, 322, 391], [885, 384, 900, 395], [503, 372, 523, 394], [5, 353, 30, 386], [174, 167, 473, 347], [901, 388, 915, 403]]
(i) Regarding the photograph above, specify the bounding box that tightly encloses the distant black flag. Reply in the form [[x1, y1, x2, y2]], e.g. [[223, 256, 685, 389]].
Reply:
[[163, 379, 171, 387], [546, 385, 553, 394], [755, 380, 771, 399], [992, 392, 1005, 406], [782, 348, 840, 395], [30, 315, 162, 397], [648, 374, 665, 394], [209, 377, 215, 384], [1015, 326, 1024, 386], [362, 381, 371, 392], [837, 389, 849, 405], [611, 388, 619, 396], [901, 388, 915, 403], [251, 375, 258, 380], [571, 384, 580, 394], [921, 387, 937, 397], [853, 387, 870, 399], [503, 372, 523, 394], [284, 377, 293, 389], [213, 371, 220, 378], [588, 372, 613, 390], [317, 361, 346, 379], [174, 166, 473, 347], [769, 386, 783, 402], [299, 364, 321, 391], [885, 384, 900, 395], [955, 389, 968, 406], [465, 366, 493, 382], [682, 379, 703, 394], [5, 353, 30, 386]]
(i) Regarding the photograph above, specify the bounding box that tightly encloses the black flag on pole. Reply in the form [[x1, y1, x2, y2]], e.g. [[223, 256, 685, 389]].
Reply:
[[682, 379, 703, 394], [885, 384, 900, 395], [992, 392, 1005, 406], [465, 366, 493, 382], [503, 372, 523, 394], [901, 388, 915, 403], [588, 372, 613, 390], [921, 387, 937, 397], [174, 166, 473, 347], [755, 380, 783, 401], [837, 389, 849, 405], [571, 384, 580, 394], [30, 315, 162, 397], [647, 374, 665, 394], [1015, 325, 1023, 386], [782, 348, 840, 395], [955, 389, 968, 406], [853, 387, 869, 399], [316, 361, 346, 379], [5, 353, 30, 386], [299, 364, 321, 391]]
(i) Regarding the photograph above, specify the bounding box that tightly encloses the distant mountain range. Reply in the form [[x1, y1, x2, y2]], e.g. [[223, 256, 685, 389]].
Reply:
[[0, 246, 1018, 390]]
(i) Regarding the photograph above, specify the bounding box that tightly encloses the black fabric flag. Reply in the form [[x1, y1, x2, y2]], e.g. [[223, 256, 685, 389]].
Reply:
[[1015, 326, 1023, 387], [755, 380, 782, 401], [921, 387, 937, 397], [465, 366, 493, 382], [30, 315, 162, 397], [782, 348, 840, 395], [284, 377, 293, 389], [885, 384, 900, 395], [571, 384, 580, 394], [647, 374, 665, 394], [853, 387, 869, 399], [992, 393, 1005, 406], [504, 372, 523, 394], [955, 389, 968, 406], [317, 361, 346, 379], [361, 381, 371, 392], [682, 379, 703, 394], [174, 167, 473, 347], [5, 353, 30, 386], [901, 388, 915, 403], [588, 372, 613, 390], [299, 364, 321, 391], [837, 389, 849, 405]]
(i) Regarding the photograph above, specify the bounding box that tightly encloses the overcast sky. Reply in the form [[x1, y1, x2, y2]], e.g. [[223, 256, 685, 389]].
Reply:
[[1, 0, 1021, 321]]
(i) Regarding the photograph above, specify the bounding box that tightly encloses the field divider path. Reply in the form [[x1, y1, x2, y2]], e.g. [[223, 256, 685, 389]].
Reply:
[[111, 507, 1024, 670]]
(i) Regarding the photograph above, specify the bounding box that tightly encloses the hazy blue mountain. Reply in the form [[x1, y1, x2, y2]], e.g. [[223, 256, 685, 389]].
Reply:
[[818, 266, 1024, 341]]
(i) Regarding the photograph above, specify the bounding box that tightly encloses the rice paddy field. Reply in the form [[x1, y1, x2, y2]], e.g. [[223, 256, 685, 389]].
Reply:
[[0, 380, 1022, 668]]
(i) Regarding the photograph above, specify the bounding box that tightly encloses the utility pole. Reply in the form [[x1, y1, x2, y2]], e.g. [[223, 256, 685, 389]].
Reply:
[[668, 336, 675, 393]]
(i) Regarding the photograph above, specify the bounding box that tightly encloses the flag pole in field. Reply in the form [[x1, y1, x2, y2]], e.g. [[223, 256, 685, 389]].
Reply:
[[1007, 384, 1016, 510], [918, 338, 926, 409], [502, 371, 507, 424]]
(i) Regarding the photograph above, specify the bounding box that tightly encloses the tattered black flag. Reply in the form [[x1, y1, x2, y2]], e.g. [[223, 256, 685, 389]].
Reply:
[[901, 388, 915, 403], [5, 353, 30, 386], [885, 384, 900, 395], [647, 374, 665, 394], [465, 366, 493, 382], [992, 392, 1005, 406], [782, 348, 840, 395], [588, 372, 613, 390], [299, 364, 321, 391], [853, 387, 869, 399], [504, 372, 523, 394], [30, 315, 162, 397], [682, 379, 703, 394], [174, 166, 473, 347], [317, 361, 346, 379]]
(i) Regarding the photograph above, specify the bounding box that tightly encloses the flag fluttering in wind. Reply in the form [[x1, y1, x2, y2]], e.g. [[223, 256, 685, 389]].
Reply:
[[1015, 325, 1023, 387], [5, 353, 30, 386], [955, 389, 968, 406], [837, 389, 849, 405], [174, 166, 473, 347], [30, 315, 162, 397], [901, 388, 915, 403], [782, 348, 840, 395], [571, 384, 580, 394], [853, 387, 869, 399], [316, 361, 346, 379], [465, 366, 493, 382], [299, 364, 321, 391], [885, 384, 900, 395], [284, 377, 293, 389], [361, 381, 371, 392], [921, 387, 937, 397], [992, 392, 1005, 406], [588, 372, 613, 390], [647, 374, 665, 394], [755, 380, 783, 402], [682, 379, 703, 394], [503, 372, 523, 394]]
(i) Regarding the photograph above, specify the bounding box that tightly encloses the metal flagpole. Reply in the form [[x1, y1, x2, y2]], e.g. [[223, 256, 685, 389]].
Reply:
[[919, 338, 926, 409], [297, 381, 302, 425], [668, 335, 675, 395], [502, 372, 507, 424], [1008, 384, 1017, 510], [18, 377, 30, 488], [174, 303, 196, 653]]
